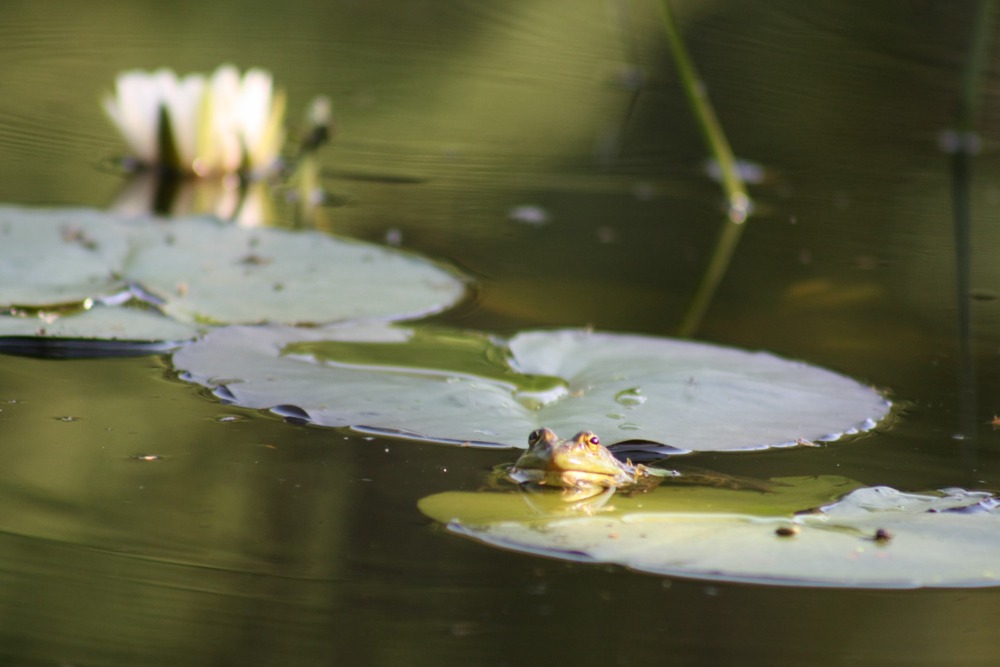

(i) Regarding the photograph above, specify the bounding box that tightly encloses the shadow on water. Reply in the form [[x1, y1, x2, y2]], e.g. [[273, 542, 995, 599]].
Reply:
[[4, 1, 1000, 665]]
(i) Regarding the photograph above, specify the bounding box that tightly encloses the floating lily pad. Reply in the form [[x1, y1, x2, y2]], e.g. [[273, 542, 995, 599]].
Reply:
[[172, 322, 891, 450], [0, 305, 199, 350], [0, 206, 467, 343], [418, 482, 1000, 588], [0, 208, 132, 306]]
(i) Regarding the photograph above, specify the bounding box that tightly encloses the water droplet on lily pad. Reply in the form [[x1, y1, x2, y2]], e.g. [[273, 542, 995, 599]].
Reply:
[[614, 387, 646, 407]]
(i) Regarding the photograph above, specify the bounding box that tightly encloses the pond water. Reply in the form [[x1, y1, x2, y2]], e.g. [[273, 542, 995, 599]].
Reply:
[[3, 0, 1000, 664]]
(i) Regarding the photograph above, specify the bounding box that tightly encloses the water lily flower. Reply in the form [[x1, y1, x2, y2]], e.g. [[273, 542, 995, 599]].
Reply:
[[103, 64, 286, 177]]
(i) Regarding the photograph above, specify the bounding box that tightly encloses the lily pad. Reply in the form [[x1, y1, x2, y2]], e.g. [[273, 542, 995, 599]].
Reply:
[[418, 482, 1000, 588], [172, 322, 891, 450], [0, 305, 199, 355], [0, 205, 467, 343]]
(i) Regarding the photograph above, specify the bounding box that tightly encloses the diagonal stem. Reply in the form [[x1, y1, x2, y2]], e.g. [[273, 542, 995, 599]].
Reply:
[[659, 0, 749, 223], [950, 0, 996, 478], [660, 1, 751, 337]]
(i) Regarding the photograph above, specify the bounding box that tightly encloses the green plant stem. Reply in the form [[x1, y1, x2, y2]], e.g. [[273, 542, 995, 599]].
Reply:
[[661, 0, 750, 337], [957, 0, 996, 135], [951, 0, 996, 479], [676, 219, 743, 337], [659, 0, 749, 223]]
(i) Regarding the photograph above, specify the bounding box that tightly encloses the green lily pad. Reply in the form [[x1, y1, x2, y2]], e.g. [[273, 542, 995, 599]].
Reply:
[[0, 208, 133, 306], [171, 322, 891, 450], [0, 305, 199, 345], [419, 482, 1000, 588], [0, 205, 467, 342]]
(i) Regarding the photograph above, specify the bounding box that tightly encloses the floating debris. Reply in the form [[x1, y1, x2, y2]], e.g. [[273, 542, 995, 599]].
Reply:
[[508, 205, 550, 226]]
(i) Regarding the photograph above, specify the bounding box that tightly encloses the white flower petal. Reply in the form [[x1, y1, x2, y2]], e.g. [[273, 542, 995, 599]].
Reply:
[[104, 69, 169, 164], [238, 69, 273, 143], [201, 64, 244, 173], [162, 73, 207, 171], [104, 64, 288, 176]]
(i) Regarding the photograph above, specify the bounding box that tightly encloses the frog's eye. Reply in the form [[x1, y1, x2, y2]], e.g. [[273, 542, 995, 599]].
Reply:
[[587, 434, 600, 446], [529, 429, 552, 446]]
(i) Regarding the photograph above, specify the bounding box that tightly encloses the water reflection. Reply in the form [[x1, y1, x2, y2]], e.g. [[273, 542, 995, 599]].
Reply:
[[110, 171, 274, 224]]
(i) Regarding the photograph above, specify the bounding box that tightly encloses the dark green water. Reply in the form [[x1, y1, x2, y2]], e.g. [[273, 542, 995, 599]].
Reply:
[[3, 1, 1000, 664]]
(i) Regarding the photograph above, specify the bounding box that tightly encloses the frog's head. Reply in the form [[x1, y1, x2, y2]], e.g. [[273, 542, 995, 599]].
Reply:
[[510, 428, 633, 489]]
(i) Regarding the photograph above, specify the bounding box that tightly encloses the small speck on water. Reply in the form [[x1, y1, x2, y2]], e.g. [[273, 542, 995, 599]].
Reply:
[[385, 228, 403, 246], [508, 204, 549, 226], [130, 454, 164, 462], [54, 415, 80, 422], [215, 414, 248, 423]]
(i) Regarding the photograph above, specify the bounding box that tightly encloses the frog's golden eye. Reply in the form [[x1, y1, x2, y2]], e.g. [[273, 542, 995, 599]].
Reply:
[[588, 434, 600, 446]]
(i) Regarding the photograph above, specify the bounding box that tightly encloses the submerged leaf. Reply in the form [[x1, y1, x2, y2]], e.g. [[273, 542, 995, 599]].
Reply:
[[0, 206, 467, 343], [422, 475, 862, 524], [172, 321, 891, 450], [419, 482, 1000, 589]]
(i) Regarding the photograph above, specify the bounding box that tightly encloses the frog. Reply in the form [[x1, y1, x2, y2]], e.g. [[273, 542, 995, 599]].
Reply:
[[501, 427, 775, 506], [506, 427, 677, 503]]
